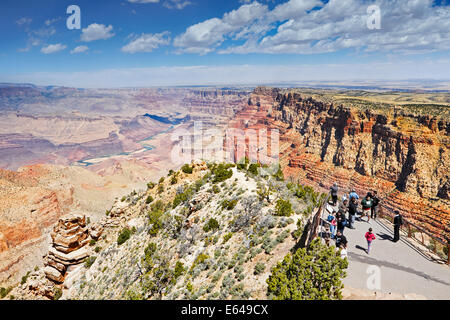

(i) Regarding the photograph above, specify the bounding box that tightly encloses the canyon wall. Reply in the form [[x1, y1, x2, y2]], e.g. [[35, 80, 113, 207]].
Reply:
[[229, 87, 449, 243]]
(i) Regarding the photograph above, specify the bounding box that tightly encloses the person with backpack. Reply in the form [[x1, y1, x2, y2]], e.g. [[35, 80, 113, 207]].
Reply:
[[371, 190, 380, 219], [393, 210, 403, 242], [361, 192, 373, 223], [330, 182, 339, 206], [365, 227, 376, 254], [348, 197, 358, 229]]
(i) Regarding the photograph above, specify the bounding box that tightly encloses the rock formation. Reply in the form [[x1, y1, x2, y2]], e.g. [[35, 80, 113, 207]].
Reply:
[[43, 214, 91, 283]]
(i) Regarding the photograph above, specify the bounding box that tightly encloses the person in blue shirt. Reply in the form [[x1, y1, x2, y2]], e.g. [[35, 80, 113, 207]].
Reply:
[[349, 189, 359, 200]]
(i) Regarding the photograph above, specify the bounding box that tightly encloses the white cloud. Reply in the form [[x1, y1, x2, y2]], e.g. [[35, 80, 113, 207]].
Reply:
[[16, 17, 32, 25], [81, 24, 115, 42], [174, 0, 450, 55], [174, 1, 269, 54], [40, 43, 67, 54], [163, 0, 192, 10], [127, 0, 160, 3], [122, 32, 171, 53], [70, 45, 89, 54]]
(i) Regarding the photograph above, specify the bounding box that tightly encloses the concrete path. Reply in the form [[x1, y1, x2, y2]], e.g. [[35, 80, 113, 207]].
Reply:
[[336, 215, 450, 299]]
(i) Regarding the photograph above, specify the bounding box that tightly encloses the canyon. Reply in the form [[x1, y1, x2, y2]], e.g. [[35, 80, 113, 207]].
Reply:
[[0, 83, 448, 296]]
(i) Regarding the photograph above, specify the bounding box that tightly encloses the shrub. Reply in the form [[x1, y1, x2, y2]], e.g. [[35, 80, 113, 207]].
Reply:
[[248, 163, 260, 175], [89, 239, 96, 246], [143, 242, 158, 272], [117, 227, 132, 245], [191, 253, 209, 271], [181, 164, 193, 174], [254, 262, 266, 275], [121, 196, 127, 202], [223, 232, 233, 243], [221, 199, 238, 210], [0, 287, 12, 298], [21, 271, 31, 285], [213, 185, 220, 194], [94, 246, 101, 253], [203, 218, 220, 232], [267, 239, 348, 300], [275, 199, 293, 217], [53, 288, 62, 300], [212, 164, 233, 183], [157, 184, 164, 194], [170, 175, 178, 185], [84, 256, 97, 268], [147, 182, 156, 189], [159, 177, 165, 184], [173, 192, 188, 208], [146, 195, 154, 204], [174, 261, 185, 278]]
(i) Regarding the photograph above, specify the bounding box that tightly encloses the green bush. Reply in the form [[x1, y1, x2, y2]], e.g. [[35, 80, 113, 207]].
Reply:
[[89, 239, 96, 246], [121, 196, 127, 202], [94, 246, 101, 253], [21, 271, 31, 285], [275, 199, 293, 217], [117, 227, 132, 245], [213, 185, 220, 194], [84, 256, 97, 268], [147, 182, 156, 189], [159, 177, 165, 184], [174, 261, 185, 278], [181, 164, 193, 174], [53, 288, 62, 300], [254, 262, 266, 275], [267, 239, 348, 300], [170, 175, 178, 185], [221, 199, 238, 210], [0, 287, 12, 298], [212, 163, 233, 183], [191, 253, 209, 271], [248, 163, 260, 175], [223, 232, 233, 243], [203, 218, 220, 232], [146, 195, 154, 204], [173, 192, 188, 208]]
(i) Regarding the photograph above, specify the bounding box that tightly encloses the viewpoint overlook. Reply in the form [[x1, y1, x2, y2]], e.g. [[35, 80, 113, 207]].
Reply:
[[0, 84, 448, 300]]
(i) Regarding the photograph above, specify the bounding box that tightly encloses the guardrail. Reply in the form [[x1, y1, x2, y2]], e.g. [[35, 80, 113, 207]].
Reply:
[[377, 206, 449, 265]]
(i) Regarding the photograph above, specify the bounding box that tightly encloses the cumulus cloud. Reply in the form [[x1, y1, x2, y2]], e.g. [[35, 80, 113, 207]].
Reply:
[[174, 0, 450, 55], [70, 45, 89, 54], [127, 0, 192, 9], [122, 32, 171, 53], [81, 24, 115, 42], [40, 43, 67, 54], [173, 1, 269, 54]]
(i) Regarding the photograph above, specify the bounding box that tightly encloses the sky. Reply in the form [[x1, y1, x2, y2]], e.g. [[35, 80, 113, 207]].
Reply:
[[0, 0, 449, 87]]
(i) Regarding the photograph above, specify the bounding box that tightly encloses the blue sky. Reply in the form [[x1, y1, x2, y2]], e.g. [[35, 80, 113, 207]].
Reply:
[[1, 0, 449, 87]]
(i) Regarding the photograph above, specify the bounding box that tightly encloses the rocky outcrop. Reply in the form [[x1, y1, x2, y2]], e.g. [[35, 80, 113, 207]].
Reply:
[[43, 214, 91, 283], [226, 87, 449, 242]]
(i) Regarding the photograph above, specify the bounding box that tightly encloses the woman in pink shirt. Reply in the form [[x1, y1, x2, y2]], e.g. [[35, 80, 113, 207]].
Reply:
[[365, 228, 376, 254]]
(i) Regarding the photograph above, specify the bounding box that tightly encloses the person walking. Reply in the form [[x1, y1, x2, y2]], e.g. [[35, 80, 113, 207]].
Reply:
[[365, 228, 376, 254], [339, 198, 348, 216], [361, 192, 373, 223], [327, 211, 337, 239], [348, 197, 358, 229], [371, 190, 380, 220], [330, 182, 339, 206], [393, 210, 403, 242]]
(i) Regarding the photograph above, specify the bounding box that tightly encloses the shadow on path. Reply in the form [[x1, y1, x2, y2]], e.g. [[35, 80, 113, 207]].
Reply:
[[376, 232, 393, 241], [355, 245, 367, 253], [347, 252, 450, 287]]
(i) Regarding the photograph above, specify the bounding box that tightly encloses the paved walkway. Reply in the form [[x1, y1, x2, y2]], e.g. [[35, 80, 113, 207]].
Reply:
[[334, 214, 450, 299]]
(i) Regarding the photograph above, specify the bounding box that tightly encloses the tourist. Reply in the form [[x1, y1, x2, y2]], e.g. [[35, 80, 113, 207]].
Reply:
[[323, 224, 331, 246], [330, 182, 339, 206], [339, 244, 348, 259], [348, 197, 358, 229], [339, 198, 348, 216], [361, 192, 373, 223], [335, 231, 347, 249], [365, 227, 376, 254], [371, 190, 380, 219], [327, 211, 337, 239], [349, 189, 359, 201], [336, 209, 347, 234], [393, 210, 403, 242]]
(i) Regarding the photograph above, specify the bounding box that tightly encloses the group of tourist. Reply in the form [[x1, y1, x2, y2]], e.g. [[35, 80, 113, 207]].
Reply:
[[324, 183, 404, 257]]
